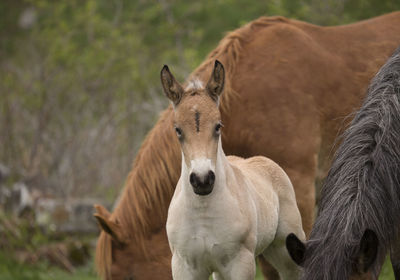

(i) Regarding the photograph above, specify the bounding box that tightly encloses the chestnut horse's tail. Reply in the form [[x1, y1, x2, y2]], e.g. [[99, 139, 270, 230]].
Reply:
[[304, 46, 400, 280]]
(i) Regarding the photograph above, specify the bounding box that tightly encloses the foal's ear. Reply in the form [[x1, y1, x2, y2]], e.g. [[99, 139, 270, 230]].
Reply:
[[94, 204, 127, 245], [161, 65, 184, 107], [286, 233, 306, 266], [355, 229, 379, 273], [206, 60, 225, 102]]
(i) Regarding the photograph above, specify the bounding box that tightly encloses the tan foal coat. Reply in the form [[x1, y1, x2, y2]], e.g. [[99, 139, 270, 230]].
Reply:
[[164, 63, 304, 279]]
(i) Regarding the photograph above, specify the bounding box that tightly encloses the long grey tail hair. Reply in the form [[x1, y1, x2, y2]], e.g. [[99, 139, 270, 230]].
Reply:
[[303, 46, 400, 279]]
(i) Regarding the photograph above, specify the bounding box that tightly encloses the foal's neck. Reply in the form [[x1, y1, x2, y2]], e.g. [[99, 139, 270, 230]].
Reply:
[[214, 138, 230, 187]]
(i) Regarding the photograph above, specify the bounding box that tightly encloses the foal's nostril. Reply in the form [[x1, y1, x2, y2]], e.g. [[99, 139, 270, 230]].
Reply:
[[190, 172, 198, 187], [207, 170, 215, 186]]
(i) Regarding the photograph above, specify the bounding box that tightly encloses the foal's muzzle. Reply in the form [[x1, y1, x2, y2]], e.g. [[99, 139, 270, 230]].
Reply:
[[189, 170, 215, 195]]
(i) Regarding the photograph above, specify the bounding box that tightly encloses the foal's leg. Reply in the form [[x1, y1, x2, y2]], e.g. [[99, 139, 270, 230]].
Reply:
[[258, 255, 280, 280], [262, 230, 304, 279], [255, 162, 317, 280], [218, 248, 256, 280], [256, 163, 317, 280], [171, 254, 209, 280], [263, 243, 301, 280], [263, 176, 306, 280]]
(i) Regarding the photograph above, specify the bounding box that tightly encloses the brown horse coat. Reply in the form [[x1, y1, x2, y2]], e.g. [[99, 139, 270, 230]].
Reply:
[[94, 12, 400, 280]]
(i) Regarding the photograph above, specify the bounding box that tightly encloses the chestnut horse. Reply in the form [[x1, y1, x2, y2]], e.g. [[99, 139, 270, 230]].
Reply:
[[163, 61, 304, 280], [94, 12, 400, 280]]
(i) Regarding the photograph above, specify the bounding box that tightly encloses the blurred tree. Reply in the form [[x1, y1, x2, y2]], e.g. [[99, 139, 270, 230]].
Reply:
[[0, 0, 399, 199]]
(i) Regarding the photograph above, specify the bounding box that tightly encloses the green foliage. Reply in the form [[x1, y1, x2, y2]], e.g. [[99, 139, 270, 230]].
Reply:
[[0, 252, 97, 280], [1, 2, 400, 276], [1, 0, 399, 197], [344, 0, 400, 21], [0, 212, 97, 279], [0, 212, 44, 252]]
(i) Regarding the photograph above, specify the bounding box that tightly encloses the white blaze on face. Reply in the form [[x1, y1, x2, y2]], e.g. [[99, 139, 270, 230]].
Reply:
[[190, 158, 214, 180]]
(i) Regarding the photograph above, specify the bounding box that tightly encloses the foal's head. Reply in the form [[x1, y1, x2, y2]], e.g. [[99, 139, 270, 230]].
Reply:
[[161, 60, 225, 196]]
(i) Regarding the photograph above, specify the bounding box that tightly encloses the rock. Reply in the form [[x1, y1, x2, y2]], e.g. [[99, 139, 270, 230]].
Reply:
[[0, 163, 10, 184], [35, 198, 70, 232], [18, 7, 37, 29], [35, 198, 106, 233], [0, 187, 10, 210], [3, 182, 33, 216], [67, 199, 100, 233], [1, 179, 107, 234]]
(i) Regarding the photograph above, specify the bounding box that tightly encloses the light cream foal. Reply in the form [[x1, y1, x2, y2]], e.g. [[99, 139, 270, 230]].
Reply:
[[162, 60, 305, 280]]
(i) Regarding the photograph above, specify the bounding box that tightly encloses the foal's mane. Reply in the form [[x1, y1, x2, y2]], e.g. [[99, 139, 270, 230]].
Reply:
[[96, 15, 289, 279], [303, 46, 400, 280]]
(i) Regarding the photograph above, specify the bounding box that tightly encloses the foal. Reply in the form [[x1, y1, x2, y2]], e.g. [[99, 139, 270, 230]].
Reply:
[[162, 60, 305, 280]]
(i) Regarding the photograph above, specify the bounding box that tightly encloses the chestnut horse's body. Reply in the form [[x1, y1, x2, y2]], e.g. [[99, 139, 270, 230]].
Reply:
[[95, 12, 400, 280]]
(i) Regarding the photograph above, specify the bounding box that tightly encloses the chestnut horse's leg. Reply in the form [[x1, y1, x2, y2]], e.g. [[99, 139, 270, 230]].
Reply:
[[284, 165, 317, 237]]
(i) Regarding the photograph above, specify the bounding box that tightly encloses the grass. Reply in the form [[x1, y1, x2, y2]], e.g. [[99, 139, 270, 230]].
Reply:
[[0, 251, 97, 280], [380, 257, 395, 280], [255, 257, 395, 279], [0, 212, 98, 279], [0, 250, 395, 279]]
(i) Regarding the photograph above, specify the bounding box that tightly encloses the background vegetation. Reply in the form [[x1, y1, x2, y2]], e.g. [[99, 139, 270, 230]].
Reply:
[[1, 0, 399, 279]]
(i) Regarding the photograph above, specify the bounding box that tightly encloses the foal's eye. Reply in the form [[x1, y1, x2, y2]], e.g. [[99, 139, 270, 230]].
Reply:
[[215, 123, 222, 135], [175, 127, 182, 138]]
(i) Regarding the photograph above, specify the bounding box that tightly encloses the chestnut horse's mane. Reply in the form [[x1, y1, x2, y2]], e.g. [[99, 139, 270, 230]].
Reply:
[[95, 16, 289, 279]]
